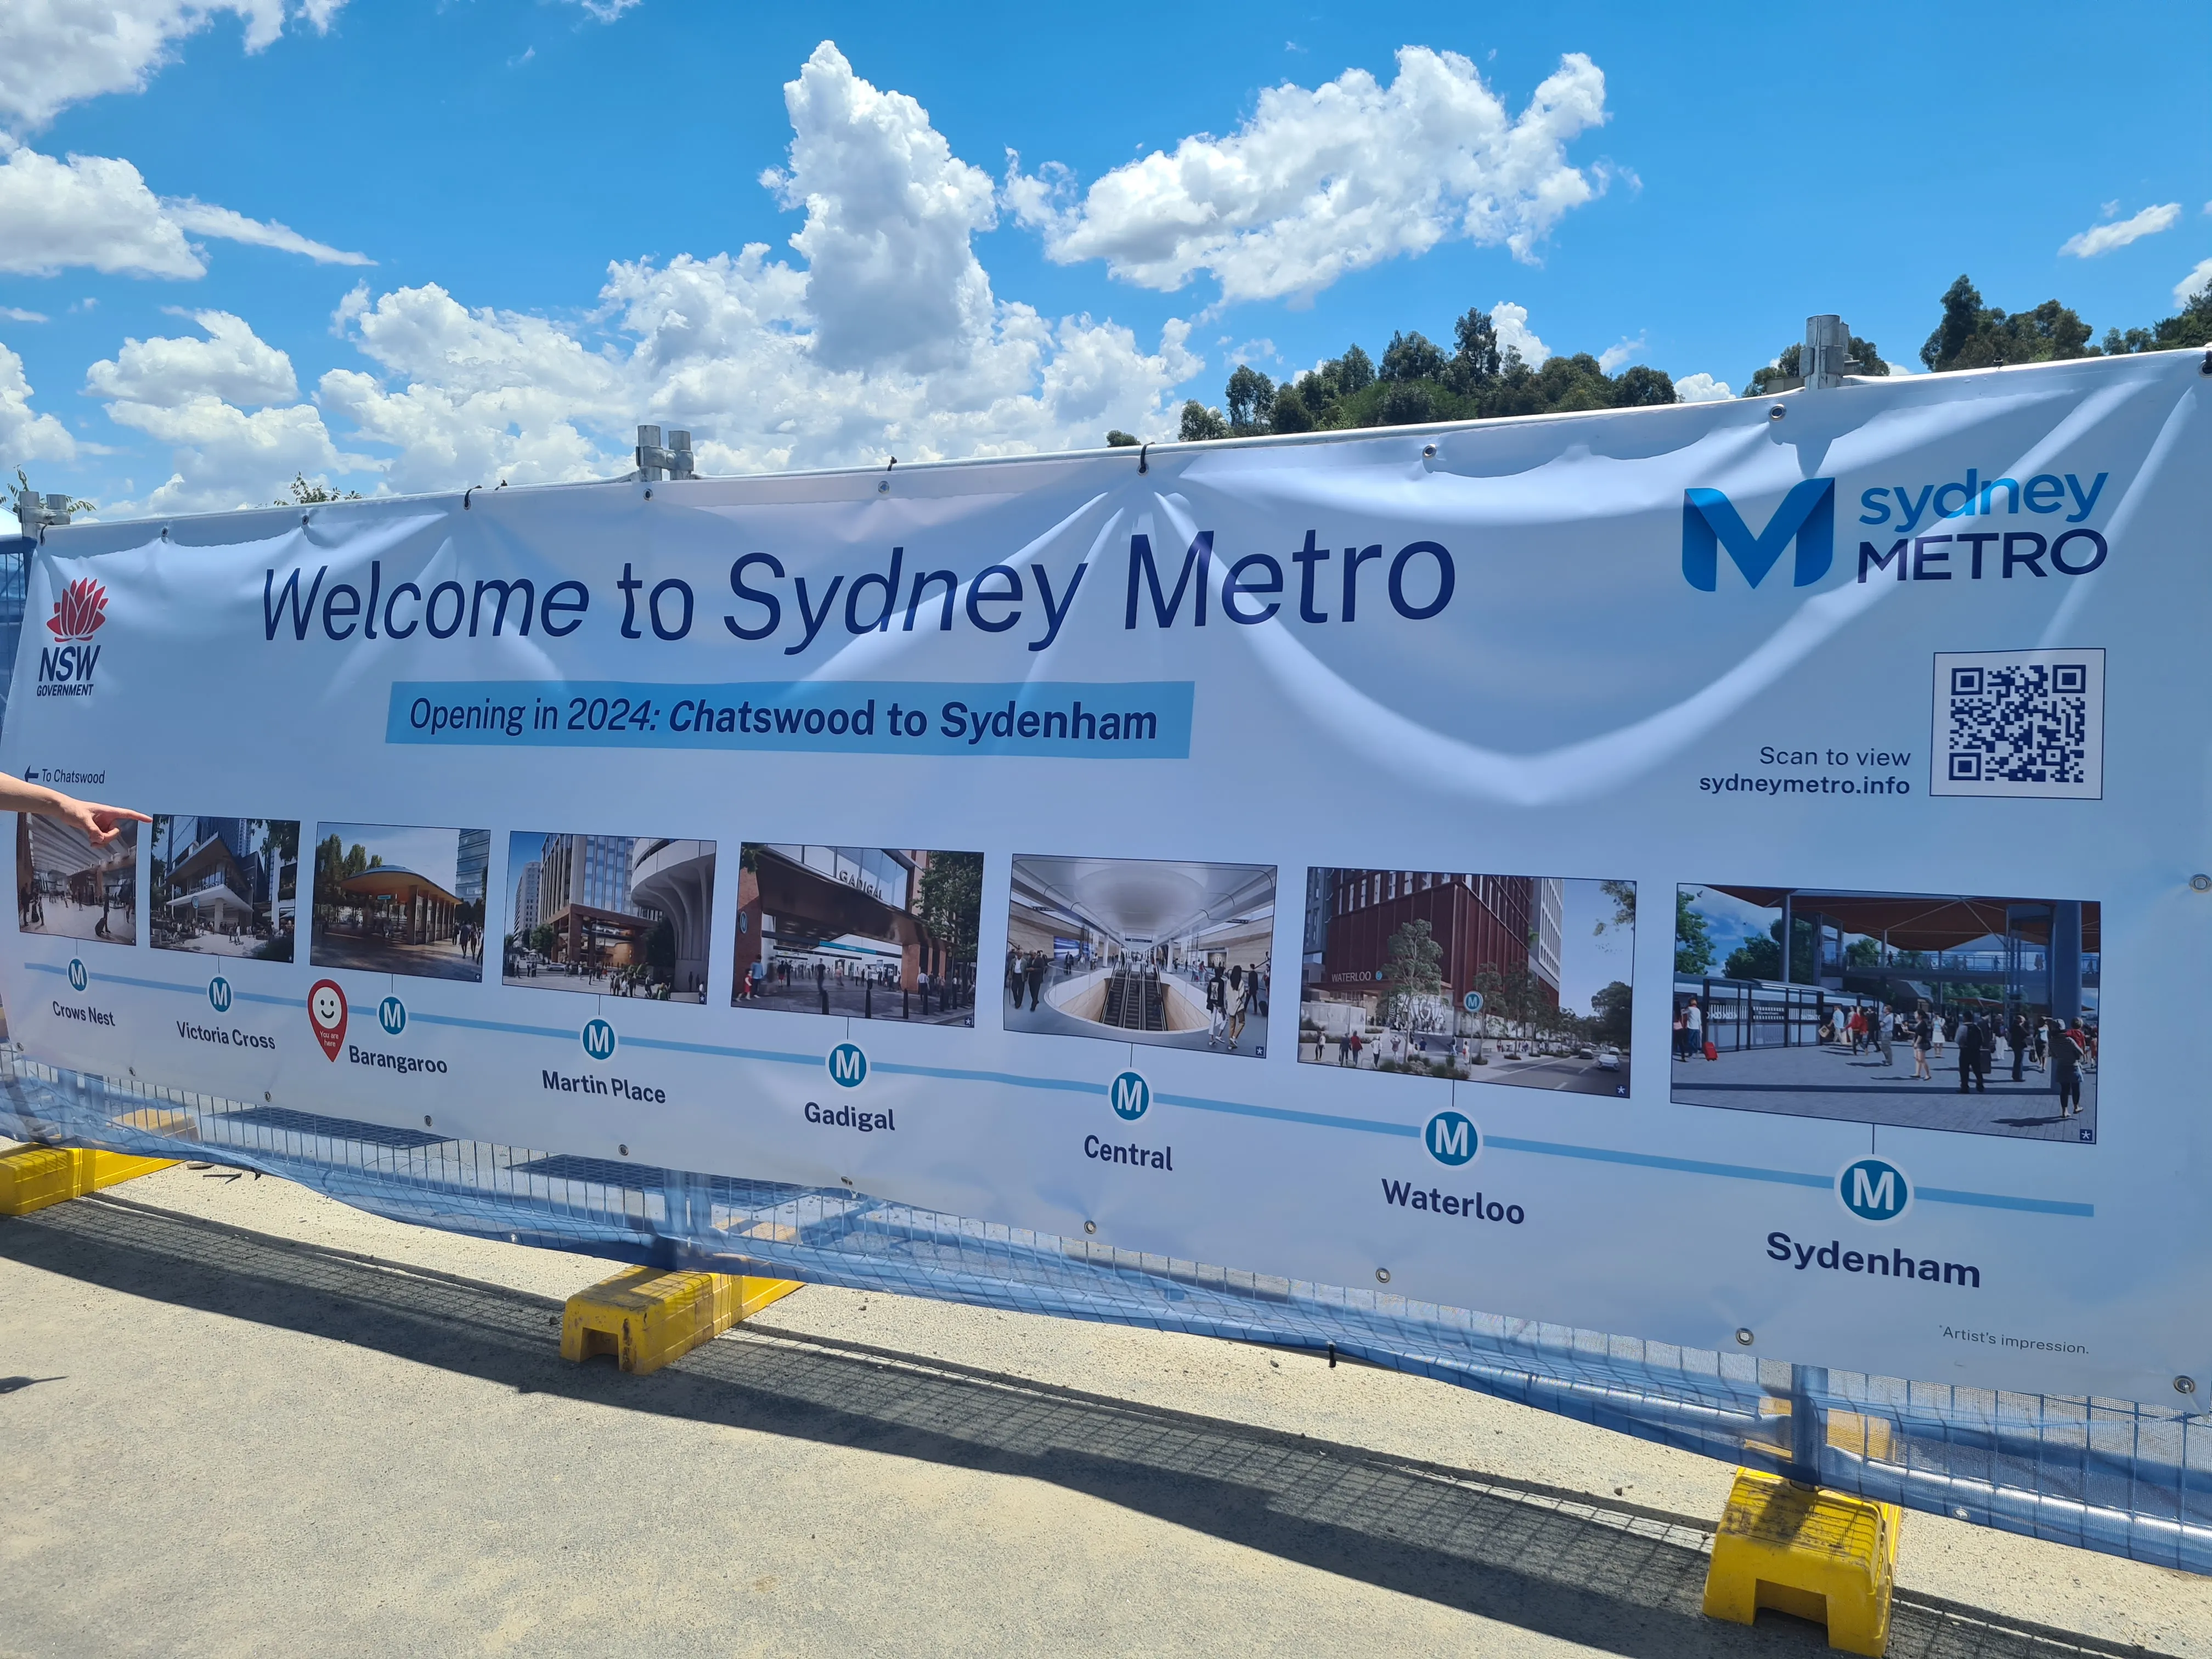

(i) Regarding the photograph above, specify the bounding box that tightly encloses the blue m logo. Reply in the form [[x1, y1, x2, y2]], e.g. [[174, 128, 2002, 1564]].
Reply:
[[1838, 1156, 1911, 1222], [1683, 479, 1835, 590], [582, 1018, 617, 1062]]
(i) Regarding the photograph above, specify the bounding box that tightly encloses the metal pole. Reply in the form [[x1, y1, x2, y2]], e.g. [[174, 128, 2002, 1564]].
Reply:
[[1804, 315, 1851, 388], [1786, 1363, 1829, 1485]]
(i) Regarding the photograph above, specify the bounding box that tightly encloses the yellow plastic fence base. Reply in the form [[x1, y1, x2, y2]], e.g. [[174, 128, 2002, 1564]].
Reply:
[[0, 1145, 177, 1216], [1703, 1469, 1900, 1655], [560, 1267, 801, 1375]]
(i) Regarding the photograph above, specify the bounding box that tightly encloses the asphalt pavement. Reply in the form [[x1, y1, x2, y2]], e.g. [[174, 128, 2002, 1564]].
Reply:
[[1, 1156, 2204, 1657]]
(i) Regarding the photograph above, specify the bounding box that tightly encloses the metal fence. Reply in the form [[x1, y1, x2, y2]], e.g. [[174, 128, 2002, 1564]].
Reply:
[[4, 1054, 2205, 1575]]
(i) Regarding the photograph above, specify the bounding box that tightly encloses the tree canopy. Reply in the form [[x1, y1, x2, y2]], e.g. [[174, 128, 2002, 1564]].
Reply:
[[1130, 274, 2212, 449]]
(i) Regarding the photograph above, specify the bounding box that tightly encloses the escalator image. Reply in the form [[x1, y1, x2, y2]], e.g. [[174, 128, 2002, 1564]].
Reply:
[[1004, 855, 1276, 1059]]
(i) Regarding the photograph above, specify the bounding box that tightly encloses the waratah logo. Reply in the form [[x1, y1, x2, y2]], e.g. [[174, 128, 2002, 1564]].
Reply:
[[46, 578, 108, 642]]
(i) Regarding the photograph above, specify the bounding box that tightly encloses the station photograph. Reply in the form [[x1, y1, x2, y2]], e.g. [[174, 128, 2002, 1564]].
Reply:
[[309, 822, 489, 984], [15, 812, 137, 947], [149, 815, 298, 960], [733, 844, 979, 1024], [503, 832, 718, 1002], [1299, 869, 1634, 1094], [1005, 856, 1276, 1058], [1672, 885, 2101, 1142]]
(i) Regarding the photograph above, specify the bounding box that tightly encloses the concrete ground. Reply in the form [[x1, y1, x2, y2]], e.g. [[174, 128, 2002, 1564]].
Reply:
[[309, 933, 483, 982], [1671, 1043, 2099, 1142], [2, 1158, 2205, 1658]]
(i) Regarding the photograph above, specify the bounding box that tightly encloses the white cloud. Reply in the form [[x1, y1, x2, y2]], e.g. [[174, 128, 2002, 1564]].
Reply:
[[1487, 300, 1549, 367], [0, 306, 47, 322], [571, 0, 644, 18], [0, 338, 76, 464], [2058, 202, 2179, 258], [77, 41, 1204, 510], [83, 309, 347, 511], [1007, 47, 1610, 303], [1673, 371, 1731, 403], [0, 1, 347, 133], [2175, 257, 2212, 308], [765, 42, 999, 373], [0, 140, 369, 276], [165, 199, 370, 266], [1597, 333, 1644, 373], [86, 309, 298, 405], [117, 396, 362, 515]]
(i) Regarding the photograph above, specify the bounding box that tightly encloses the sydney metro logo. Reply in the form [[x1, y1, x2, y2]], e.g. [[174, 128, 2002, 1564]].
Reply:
[[37, 577, 106, 697]]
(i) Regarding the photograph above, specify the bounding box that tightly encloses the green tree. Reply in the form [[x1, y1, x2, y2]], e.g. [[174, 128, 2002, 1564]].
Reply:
[[277, 473, 362, 505], [1178, 400, 1229, 442], [1378, 380, 1435, 426], [1613, 365, 1677, 407], [1104, 429, 1139, 447], [1723, 917, 1818, 983], [916, 850, 984, 976], [1379, 918, 1443, 1029], [1590, 979, 1633, 1048], [1595, 879, 1635, 935], [1379, 329, 1447, 382], [1268, 383, 1314, 432], [1444, 307, 1500, 392], [1674, 889, 1716, 975], [1224, 364, 1275, 434], [1336, 343, 1375, 393], [1920, 275, 2092, 371]]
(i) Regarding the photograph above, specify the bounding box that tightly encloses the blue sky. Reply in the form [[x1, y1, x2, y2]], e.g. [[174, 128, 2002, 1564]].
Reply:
[[2, 2, 2204, 517]]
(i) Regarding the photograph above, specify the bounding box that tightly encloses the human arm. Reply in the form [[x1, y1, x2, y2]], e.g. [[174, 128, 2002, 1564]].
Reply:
[[0, 775, 150, 848]]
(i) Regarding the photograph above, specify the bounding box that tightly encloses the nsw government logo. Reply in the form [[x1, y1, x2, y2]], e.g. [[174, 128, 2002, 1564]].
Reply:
[[1109, 1069, 1150, 1122], [37, 577, 107, 698], [1424, 1110, 1481, 1167], [1837, 1156, 1912, 1223]]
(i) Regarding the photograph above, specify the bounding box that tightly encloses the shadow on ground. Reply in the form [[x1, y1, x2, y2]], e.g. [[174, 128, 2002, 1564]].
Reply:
[[0, 1195, 2168, 1659]]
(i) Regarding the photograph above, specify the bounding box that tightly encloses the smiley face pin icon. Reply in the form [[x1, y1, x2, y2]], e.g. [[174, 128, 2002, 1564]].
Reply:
[[308, 979, 347, 1062]]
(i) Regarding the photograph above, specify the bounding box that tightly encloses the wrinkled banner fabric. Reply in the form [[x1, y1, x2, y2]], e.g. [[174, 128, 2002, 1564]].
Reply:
[[3, 352, 2207, 1567]]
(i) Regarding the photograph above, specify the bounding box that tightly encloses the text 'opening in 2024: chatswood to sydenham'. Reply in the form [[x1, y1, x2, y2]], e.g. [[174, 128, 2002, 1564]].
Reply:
[[384, 680, 1195, 759]]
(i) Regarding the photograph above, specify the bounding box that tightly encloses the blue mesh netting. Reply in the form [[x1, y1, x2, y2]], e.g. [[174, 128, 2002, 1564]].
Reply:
[[5, 1055, 2207, 1575]]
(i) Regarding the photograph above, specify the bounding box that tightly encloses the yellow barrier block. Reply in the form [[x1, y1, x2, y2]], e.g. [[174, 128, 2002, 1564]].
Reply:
[[109, 1106, 200, 1142], [1703, 1469, 1900, 1655], [560, 1267, 802, 1375], [0, 1145, 177, 1216]]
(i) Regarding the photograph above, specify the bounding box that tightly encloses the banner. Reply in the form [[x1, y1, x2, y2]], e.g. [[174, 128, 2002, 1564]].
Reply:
[[6, 351, 2206, 1402]]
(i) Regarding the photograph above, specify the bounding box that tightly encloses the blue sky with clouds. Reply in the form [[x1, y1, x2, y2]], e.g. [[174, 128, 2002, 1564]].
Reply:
[[1, 2, 2203, 517]]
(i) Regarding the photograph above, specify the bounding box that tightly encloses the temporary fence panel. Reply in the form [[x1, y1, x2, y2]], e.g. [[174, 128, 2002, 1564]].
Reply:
[[2, 351, 2207, 1570]]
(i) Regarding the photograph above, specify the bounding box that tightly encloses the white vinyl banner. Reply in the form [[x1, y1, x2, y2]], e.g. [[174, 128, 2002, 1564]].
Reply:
[[5, 352, 2207, 1401]]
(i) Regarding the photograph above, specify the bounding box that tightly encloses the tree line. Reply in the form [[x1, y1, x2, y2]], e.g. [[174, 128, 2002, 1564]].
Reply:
[[1136, 273, 2212, 445]]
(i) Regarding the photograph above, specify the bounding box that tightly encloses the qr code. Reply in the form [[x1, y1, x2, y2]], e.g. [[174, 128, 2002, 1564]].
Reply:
[[1930, 649, 2104, 799]]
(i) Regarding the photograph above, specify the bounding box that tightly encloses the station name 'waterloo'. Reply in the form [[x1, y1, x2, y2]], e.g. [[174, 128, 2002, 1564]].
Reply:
[[260, 531, 1459, 653]]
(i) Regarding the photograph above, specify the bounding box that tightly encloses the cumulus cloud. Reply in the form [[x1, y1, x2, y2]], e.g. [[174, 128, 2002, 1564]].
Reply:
[[0, 1, 348, 133], [2058, 202, 2179, 258], [78, 42, 1205, 510], [0, 140, 369, 276], [82, 309, 351, 511], [86, 309, 299, 405], [1487, 301, 1550, 366], [1673, 371, 1732, 403], [765, 42, 998, 373], [1007, 47, 1609, 303], [1596, 334, 1644, 373], [0, 338, 76, 464], [2176, 257, 2212, 308]]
